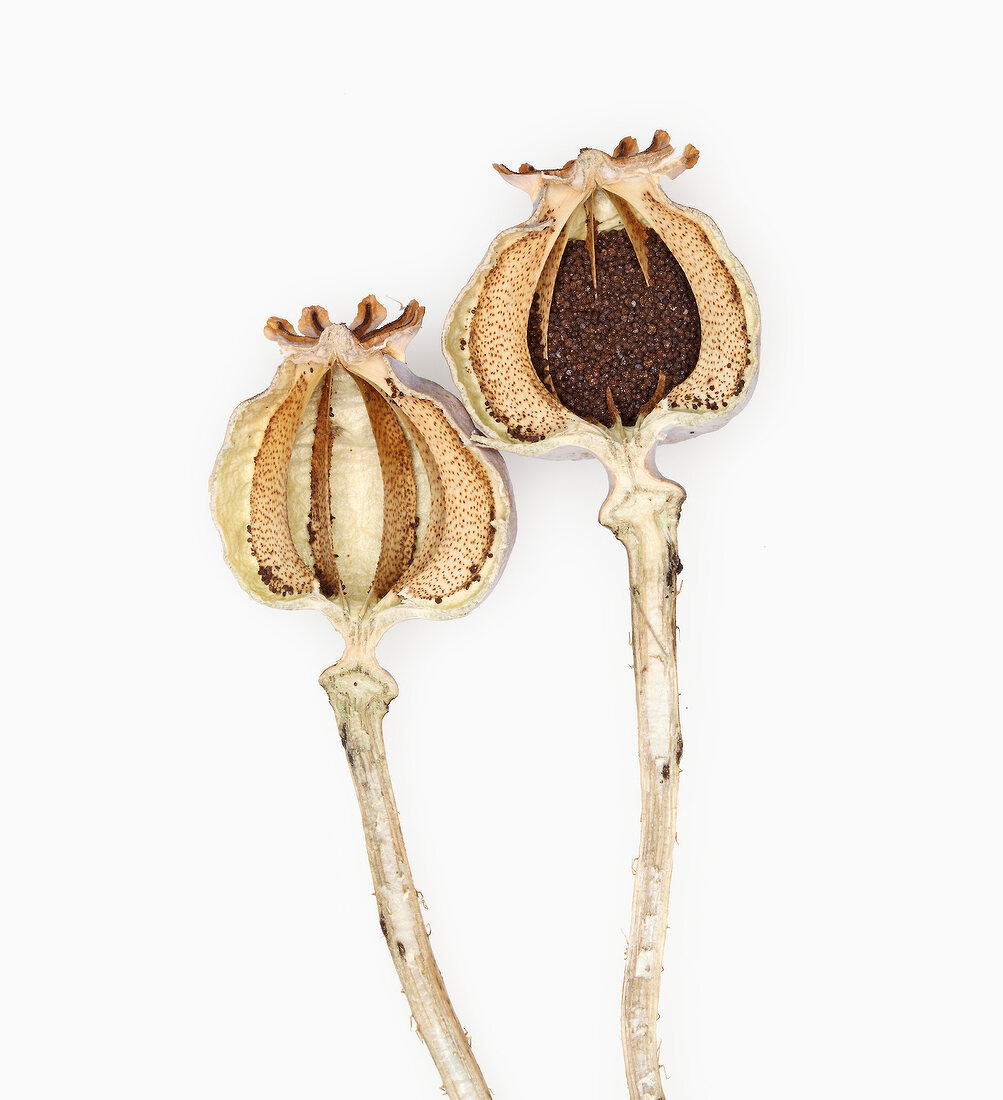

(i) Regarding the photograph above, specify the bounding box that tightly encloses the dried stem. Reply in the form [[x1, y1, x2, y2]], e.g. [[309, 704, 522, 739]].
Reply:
[[599, 454, 686, 1100], [320, 644, 491, 1100]]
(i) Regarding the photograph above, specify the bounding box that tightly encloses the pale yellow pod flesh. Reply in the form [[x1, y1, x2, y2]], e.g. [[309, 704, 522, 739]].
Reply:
[[324, 367, 389, 611]]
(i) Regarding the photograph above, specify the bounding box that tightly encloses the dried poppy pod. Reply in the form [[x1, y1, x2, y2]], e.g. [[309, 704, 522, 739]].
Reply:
[[211, 297, 513, 1100], [444, 135, 760, 1100], [445, 129, 759, 450], [213, 295, 512, 642]]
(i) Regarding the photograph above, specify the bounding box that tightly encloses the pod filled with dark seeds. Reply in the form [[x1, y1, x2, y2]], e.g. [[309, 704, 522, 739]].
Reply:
[[528, 228, 701, 426]]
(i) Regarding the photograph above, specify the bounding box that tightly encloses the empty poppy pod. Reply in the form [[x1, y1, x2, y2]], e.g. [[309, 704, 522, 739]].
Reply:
[[444, 131, 760, 456], [211, 295, 514, 648]]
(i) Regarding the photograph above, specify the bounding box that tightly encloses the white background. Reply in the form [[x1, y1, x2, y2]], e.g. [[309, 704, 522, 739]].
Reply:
[[2, 2, 1000, 1098]]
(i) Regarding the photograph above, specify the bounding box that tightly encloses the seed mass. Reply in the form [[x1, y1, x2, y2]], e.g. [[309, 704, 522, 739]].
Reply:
[[527, 228, 701, 426]]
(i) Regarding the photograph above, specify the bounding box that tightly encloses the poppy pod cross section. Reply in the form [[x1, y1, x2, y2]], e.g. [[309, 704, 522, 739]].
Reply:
[[211, 295, 513, 653], [444, 130, 760, 458]]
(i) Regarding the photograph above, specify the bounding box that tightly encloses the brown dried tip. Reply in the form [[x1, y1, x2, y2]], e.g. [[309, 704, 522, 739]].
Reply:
[[349, 294, 389, 338], [262, 298, 425, 359], [495, 131, 686, 183], [265, 309, 334, 347], [357, 299, 425, 350], [298, 305, 332, 339]]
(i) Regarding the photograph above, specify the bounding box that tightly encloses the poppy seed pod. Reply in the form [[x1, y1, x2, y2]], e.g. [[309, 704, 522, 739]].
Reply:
[[444, 131, 760, 457], [211, 295, 514, 649]]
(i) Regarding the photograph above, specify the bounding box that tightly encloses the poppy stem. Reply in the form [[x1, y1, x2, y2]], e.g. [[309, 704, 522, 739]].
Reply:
[[320, 650, 492, 1100], [600, 460, 686, 1100]]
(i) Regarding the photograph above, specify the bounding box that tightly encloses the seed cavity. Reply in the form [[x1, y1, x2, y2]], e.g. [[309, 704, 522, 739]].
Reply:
[[528, 227, 701, 427]]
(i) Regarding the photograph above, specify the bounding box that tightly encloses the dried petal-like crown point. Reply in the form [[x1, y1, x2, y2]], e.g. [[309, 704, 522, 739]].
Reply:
[[446, 132, 760, 457], [211, 296, 513, 645]]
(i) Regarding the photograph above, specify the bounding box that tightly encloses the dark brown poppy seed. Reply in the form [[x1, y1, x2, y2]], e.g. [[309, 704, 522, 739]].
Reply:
[[527, 228, 701, 426]]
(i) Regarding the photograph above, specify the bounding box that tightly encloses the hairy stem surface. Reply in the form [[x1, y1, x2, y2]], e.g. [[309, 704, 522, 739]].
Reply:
[[600, 460, 686, 1100], [320, 647, 491, 1100]]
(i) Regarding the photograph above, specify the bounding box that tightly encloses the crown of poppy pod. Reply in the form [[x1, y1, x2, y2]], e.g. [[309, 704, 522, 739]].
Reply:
[[211, 296, 514, 643], [444, 131, 761, 458]]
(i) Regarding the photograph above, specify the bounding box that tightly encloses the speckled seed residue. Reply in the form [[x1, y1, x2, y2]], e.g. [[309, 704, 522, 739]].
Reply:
[[248, 372, 318, 597], [466, 228, 572, 442], [636, 188, 751, 410], [358, 381, 419, 600], [528, 228, 701, 426], [392, 394, 497, 602]]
